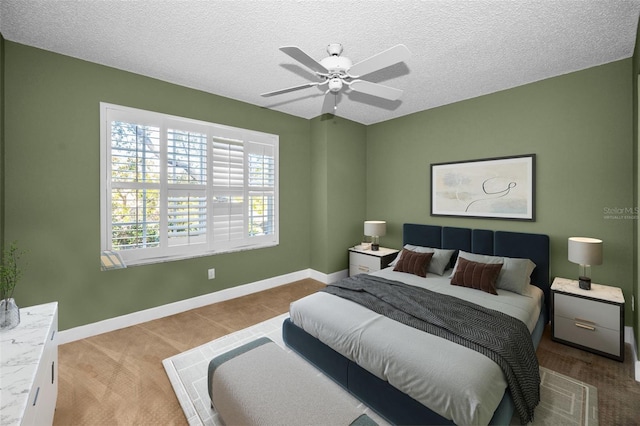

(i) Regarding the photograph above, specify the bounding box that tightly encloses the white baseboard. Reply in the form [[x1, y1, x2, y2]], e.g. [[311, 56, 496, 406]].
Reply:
[[625, 326, 640, 382], [310, 268, 348, 284], [58, 268, 345, 345]]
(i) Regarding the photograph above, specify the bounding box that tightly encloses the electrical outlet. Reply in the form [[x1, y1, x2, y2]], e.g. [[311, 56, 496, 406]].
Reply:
[[208, 268, 216, 280]]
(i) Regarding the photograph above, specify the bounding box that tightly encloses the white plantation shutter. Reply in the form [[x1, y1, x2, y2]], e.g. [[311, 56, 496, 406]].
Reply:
[[212, 138, 245, 244], [167, 128, 207, 184], [166, 128, 208, 248], [101, 103, 278, 266], [167, 191, 207, 247], [247, 141, 276, 238]]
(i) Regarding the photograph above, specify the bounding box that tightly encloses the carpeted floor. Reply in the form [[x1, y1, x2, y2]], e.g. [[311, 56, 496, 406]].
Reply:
[[164, 314, 598, 426], [536, 327, 640, 425]]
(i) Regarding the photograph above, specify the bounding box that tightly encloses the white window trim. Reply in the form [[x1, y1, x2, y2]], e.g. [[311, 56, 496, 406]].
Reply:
[[100, 102, 279, 267]]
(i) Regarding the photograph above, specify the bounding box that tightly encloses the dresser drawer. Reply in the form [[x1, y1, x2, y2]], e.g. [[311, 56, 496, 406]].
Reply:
[[22, 309, 58, 426], [553, 315, 621, 357], [554, 293, 620, 331]]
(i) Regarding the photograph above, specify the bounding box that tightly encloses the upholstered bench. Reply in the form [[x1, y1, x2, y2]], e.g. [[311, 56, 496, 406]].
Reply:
[[208, 337, 377, 426]]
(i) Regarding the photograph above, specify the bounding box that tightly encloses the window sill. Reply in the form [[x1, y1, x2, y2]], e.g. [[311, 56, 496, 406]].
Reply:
[[110, 243, 279, 269]]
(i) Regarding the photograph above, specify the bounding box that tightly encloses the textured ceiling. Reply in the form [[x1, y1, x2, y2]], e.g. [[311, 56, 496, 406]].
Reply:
[[1, 1, 639, 125]]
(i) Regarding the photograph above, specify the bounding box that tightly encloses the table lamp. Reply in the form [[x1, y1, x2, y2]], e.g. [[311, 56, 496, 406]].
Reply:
[[568, 237, 603, 290], [364, 221, 386, 251]]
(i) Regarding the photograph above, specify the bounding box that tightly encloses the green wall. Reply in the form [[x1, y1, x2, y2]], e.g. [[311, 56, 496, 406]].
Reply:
[[1, 34, 5, 247], [310, 115, 367, 273], [2, 38, 638, 344], [3, 42, 312, 330], [367, 59, 635, 326], [325, 117, 367, 271], [633, 19, 640, 355], [310, 116, 329, 271]]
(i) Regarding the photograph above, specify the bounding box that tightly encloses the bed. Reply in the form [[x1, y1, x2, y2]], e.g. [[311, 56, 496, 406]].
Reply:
[[283, 223, 550, 425]]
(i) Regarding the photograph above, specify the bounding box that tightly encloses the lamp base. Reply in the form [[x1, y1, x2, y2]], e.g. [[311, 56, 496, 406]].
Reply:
[[578, 276, 591, 290], [371, 243, 379, 251]]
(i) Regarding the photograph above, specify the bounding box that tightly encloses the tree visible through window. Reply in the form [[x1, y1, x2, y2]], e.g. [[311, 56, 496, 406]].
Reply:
[[110, 122, 161, 250], [101, 103, 279, 266]]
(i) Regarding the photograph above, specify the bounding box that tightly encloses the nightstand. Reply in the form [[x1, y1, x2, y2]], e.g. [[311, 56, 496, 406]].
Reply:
[[349, 247, 399, 276], [551, 277, 624, 361]]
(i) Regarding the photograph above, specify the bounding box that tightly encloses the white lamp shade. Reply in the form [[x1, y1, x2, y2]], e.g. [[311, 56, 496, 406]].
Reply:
[[568, 237, 603, 266], [364, 220, 386, 237]]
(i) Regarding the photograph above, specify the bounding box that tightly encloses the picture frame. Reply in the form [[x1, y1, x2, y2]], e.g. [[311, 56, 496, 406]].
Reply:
[[430, 154, 535, 221]]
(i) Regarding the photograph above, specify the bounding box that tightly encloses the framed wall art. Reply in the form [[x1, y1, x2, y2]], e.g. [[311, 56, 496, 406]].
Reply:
[[430, 154, 535, 221]]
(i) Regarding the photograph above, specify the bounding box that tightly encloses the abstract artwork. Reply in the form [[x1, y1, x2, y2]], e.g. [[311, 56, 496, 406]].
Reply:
[[431, 154, 535, 220]]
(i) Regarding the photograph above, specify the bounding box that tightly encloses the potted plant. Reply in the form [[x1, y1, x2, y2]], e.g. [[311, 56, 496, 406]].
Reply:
[[0, 241, 24, 330]]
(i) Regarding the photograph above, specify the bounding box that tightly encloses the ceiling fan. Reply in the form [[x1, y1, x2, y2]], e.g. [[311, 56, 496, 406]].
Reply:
[[261, 43, 411, 111]]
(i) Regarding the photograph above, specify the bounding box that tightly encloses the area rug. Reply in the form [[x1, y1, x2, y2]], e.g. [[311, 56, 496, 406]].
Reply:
[[163, 313, 383, 425], [523, 368, 599, 426], [163, 314, 598, 426]]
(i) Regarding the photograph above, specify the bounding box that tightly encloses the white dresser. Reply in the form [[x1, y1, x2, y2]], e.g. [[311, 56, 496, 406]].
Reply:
[[1, 302, 58, 425], [551, 278, 624, 361]]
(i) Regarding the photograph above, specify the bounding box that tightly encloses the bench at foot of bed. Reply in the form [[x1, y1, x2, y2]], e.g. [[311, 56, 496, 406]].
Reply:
[[207, 337, 378, 426]]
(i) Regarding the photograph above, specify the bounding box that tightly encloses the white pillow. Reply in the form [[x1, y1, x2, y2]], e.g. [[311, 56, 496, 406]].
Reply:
[[450, 250, 536, 295], [389, 244, 455, 276]]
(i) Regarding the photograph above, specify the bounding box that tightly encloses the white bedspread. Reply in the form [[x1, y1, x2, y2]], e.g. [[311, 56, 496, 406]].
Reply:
[[289, 268, 543, 426]]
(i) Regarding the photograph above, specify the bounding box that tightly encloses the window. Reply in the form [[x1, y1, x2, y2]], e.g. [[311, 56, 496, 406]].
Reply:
[[100, 103, 278, 266]]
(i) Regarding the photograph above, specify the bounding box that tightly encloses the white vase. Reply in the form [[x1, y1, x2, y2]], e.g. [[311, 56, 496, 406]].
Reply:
[[0, 298, 20, 330]]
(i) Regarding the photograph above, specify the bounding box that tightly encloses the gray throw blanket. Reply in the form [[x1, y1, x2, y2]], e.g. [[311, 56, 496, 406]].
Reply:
[[322, 274, 539, 424]]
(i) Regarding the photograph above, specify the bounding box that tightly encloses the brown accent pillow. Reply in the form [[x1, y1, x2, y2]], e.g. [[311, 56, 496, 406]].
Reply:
[[393, 249, 434, 277], [450, 257, 502, 295]]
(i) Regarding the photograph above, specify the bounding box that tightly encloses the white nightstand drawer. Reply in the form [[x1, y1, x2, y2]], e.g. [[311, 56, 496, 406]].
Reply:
[[350, 253, 380, 273], [554, 293, 620, 331], [553, 315, 621, 357]]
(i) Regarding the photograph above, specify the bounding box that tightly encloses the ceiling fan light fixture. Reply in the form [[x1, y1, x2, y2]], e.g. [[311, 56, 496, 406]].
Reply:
[[328, 78, 343, 92]]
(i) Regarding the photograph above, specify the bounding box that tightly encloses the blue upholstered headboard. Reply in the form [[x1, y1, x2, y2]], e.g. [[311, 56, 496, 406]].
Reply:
[[402, 223, 550, 310]]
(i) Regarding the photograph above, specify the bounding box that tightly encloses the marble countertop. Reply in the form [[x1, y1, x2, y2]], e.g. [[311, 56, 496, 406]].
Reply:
[[551, 277, 625, 304], [349, 246, 399, 257], [1, 302, 58, 426]]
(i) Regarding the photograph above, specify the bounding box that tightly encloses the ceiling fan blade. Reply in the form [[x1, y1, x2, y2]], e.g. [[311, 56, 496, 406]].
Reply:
[[349, 80, 403, 101], [280, 46, 329, 74], [261, 82, 319, 97], [347, 44, 411, 78]]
